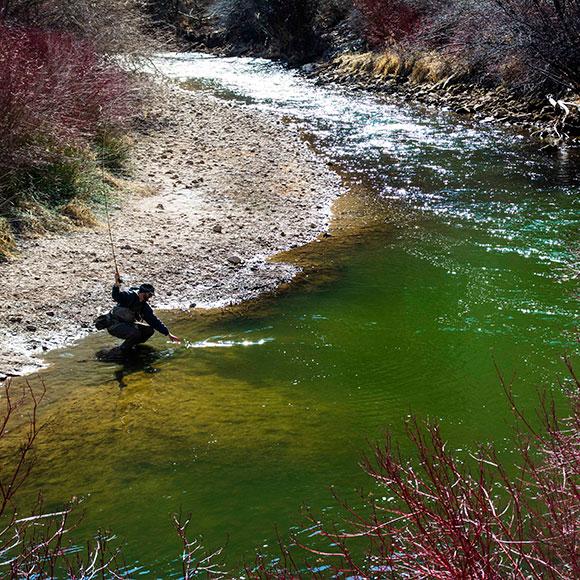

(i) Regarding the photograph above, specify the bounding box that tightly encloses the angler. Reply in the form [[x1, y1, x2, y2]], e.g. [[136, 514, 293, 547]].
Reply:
[[96, 273, 181, 358]]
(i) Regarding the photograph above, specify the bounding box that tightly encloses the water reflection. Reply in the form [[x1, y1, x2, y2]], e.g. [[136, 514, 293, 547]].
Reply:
[[93, 344, 167, 388]]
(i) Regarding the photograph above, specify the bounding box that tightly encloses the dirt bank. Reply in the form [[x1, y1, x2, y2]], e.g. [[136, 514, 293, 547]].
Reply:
[[0, 82, 342, 378], [307, 55, 580, 143]]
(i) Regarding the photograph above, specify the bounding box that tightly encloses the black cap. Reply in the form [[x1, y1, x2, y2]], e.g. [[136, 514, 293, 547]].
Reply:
[[138, 283, 155, 295]]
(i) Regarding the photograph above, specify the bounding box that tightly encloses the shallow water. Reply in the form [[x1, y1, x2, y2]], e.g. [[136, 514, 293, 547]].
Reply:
[[10, 54, 579, 575]]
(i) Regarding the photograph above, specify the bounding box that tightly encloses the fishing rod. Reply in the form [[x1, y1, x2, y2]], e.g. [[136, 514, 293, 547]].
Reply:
[[99, 121, 121, 281], [103, 174, 120, 280]]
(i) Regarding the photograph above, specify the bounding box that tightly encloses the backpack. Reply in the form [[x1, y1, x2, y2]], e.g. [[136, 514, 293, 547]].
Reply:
[[110, 305, 138, 323], [94, 313, 112, 330]]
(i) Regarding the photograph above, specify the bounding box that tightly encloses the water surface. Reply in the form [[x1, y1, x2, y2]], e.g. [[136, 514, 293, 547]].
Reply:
[[10, 53, 579, 575]]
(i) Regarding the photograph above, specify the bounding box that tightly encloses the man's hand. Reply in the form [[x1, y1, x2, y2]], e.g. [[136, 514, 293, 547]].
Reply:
[[168, 333, 181, 344], [114, 271, 122, 287]]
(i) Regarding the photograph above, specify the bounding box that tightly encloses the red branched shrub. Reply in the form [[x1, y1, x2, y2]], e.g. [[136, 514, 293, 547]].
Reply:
[[0, 24, 135, 175], [354, 0, 423, 47], [248, 360, 580, 579]]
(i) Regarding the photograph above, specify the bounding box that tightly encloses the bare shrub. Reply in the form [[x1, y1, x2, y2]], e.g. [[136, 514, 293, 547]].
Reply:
[[348, 0, 580, 94], [0, 0, 155, 53], [316, 0, 354, 27], [410, 0, 580, 93], [247, 360, 580, 578], [353, 0, 425, 47], [0, 25, 138, 232], [491, 0, 580, 92], [212, 0, 322, 61], [0, 380, 124, 577], [174, 513, 225, 578], [212, 0, 265, 46]]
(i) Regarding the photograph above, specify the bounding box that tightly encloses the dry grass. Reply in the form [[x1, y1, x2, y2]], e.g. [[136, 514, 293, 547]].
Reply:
[[11, 201, 72, 237], [60, 200, 99, 227], [373, 50, 404, 76], [334, 50, 456, 84], [334, 52, 376, 74], [0, 217, 15, 260], [409, 51, 453, 84]]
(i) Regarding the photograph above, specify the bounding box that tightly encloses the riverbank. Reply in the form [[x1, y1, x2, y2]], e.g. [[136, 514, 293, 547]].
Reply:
[[304, 53, 580, 143], [0, 81, 342, 379], [181, 43, 580, 143], [174, 1, 580, 143]]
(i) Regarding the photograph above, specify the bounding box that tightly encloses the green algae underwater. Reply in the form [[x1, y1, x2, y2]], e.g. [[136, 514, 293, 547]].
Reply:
[[4, 54, 580, 575]]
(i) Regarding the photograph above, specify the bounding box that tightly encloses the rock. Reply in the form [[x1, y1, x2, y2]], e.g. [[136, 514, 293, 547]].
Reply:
[[156, 203, 165, 210], [45, 311, 55, 316], [213, 224, 223, 234], [227, 255, 242, 266], [26, 325, 37, 332], [189, 303, 197, 309]]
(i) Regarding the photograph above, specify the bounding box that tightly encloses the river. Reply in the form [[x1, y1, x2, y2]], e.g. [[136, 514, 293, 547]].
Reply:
[[8, 53, 579, 575]]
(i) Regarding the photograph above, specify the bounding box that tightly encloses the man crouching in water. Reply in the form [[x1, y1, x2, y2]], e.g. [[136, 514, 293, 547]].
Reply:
[[107, 272, 181, 357]]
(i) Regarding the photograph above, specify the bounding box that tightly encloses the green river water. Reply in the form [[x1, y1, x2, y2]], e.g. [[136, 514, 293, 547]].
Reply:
[[8, 54, 579, 575]]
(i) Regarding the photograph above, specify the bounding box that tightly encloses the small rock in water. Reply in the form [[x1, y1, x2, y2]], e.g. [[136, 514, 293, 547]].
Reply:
[[26, 325, 37, 332], [213, 224, 223, 234], [227, 255, 242, 266], [45, 311, 55, 316], [156, 203, 165, 210], [189, 303, 197, 309]]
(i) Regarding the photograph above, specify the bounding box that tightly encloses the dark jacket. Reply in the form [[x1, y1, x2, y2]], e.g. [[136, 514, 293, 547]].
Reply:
[[111, 285, 169, 336]]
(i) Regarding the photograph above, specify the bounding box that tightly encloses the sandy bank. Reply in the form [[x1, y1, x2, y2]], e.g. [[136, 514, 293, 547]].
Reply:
[[0, 82, 342, 378]]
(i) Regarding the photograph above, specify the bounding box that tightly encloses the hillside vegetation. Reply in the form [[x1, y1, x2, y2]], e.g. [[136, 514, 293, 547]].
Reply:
[[172, 0, 580, 136], [204, 0, 580, 94], [0, 0, 155, 260]]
